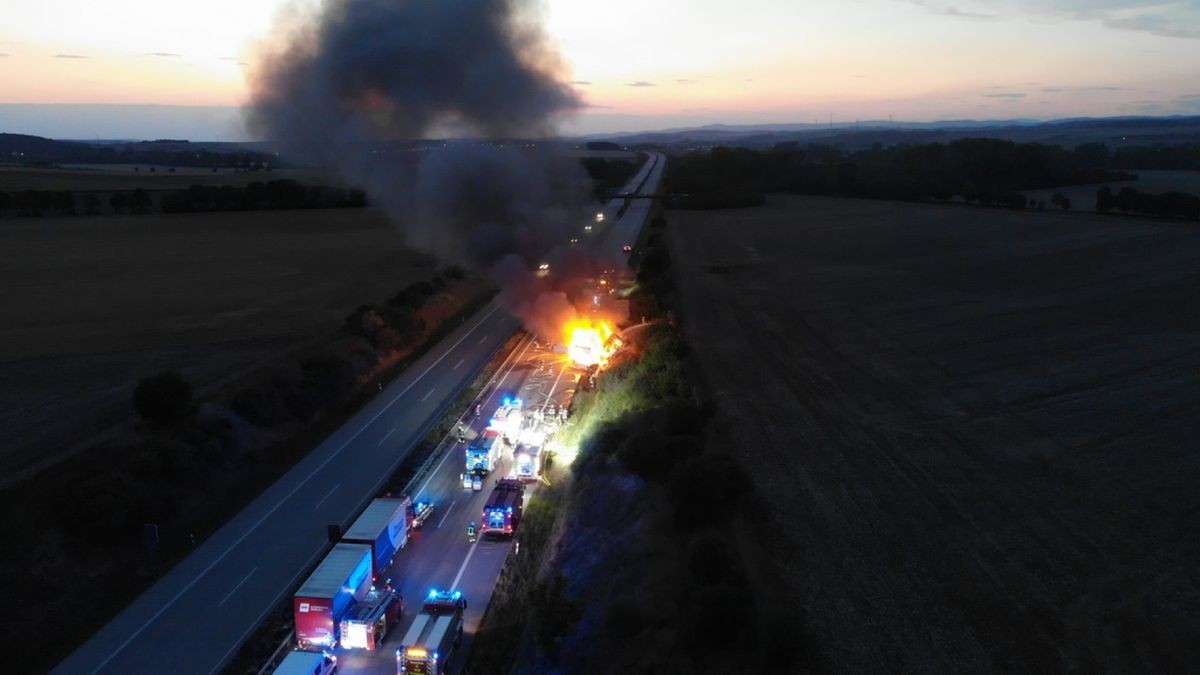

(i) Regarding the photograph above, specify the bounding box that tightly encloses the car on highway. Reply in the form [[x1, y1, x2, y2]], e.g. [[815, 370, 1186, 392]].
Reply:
[[537, 262, 550, 278], [622, 244, 633, 253], [584, 224, 593, 232], [595, 212, 605, 222]]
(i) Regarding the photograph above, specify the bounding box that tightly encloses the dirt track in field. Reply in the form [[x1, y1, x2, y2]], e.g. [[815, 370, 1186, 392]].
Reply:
[[0, 208, 432, 477], [669, 195, 1200, 673]]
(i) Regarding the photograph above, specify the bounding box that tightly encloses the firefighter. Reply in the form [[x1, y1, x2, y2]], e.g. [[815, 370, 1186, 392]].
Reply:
[[467, 521, 477, 543]]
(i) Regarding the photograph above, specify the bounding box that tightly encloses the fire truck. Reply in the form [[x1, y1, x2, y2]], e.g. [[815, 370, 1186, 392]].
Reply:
[[480, 479, 524, 538], [488, 396, 524, 444], [463, 428, 502, 490], [338, 586, 402, 650], [396, 589, 466, 675], [512, 444, 543, 483]]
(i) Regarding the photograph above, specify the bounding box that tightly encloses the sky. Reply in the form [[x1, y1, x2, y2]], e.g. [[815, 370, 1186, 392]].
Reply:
[[0, 0, 1198, 139]]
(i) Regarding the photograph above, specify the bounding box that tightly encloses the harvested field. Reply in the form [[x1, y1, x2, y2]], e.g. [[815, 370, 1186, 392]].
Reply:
[[0, 208, 433, 478], [669, 195, 1200, 672]]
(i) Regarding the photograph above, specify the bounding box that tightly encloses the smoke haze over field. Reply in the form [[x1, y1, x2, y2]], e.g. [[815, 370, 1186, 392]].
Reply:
[[248, 0, 587, 268]]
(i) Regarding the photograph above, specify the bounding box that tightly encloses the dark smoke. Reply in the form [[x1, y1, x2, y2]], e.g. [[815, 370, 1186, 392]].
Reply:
[[248, 0, 588, 268], [249, 0, 578, 161]]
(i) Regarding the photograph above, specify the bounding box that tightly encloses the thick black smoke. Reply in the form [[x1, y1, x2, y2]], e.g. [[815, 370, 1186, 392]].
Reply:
[[248, 0, 587, 268]]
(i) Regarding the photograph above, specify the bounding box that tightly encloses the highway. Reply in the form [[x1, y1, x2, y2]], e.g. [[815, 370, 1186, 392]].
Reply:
[[54, 151, 662, 675]]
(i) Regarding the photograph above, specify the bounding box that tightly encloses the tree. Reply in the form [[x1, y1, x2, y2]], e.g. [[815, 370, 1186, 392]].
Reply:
[[133, 371, 193, 425], [1096, 186, 1114, 213], [1051, 192, 1071, 211], [83, 193, 102, 216], [131, 188, 153, 214], [110, 191, 129, 214]]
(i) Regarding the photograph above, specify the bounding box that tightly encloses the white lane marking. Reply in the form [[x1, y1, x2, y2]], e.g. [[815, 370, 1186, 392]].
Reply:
[[437, 500, 457, 529], [453, 358, 464, 370], [92, 303, 503, 673], [377, 427, 396, 446], [421, 387, 436, 402], [413, 336, 536, 501], [540, 358, 569, 413], [451, 539, 480, 590], [478, 335, 489, 344], [217, 568, 256, 608], [314, 484, 339, 510]]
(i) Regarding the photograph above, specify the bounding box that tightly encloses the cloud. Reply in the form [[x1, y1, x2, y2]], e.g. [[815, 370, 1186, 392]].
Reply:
[[676, 79, 697, 85], [1040, 85, 1127, 93], [583, 103, 613, 109], [626, 80, 656, 87], [983, 92, 1026, 99], [569, 80, 592, 85], [54, 54, 87, 59], [903, 0, 1200, 39], [0, 53, 8, 58], [144, 52, 180, 58], [1103, 12, 1200, 39], [904, 0, 997, 20]]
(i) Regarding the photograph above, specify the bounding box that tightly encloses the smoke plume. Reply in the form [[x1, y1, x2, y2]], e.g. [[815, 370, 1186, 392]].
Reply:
[[248, 0, 587, 268]]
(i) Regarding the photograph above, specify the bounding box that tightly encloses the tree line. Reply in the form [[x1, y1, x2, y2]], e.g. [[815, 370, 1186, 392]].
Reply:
[[0, 180, 367, 218], [1097, 186, 1200, 220], [666, 139, 1135, 209]]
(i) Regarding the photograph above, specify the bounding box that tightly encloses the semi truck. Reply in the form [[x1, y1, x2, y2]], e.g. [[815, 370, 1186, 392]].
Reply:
[[480, 479, 524, 538], [272, 650, 337, 675], [341, 497, 412, 581], [294, 543, 373, 649], [512, 443, 543, 483], [339, 586, 403, 651], [396, 589, 466, 675]]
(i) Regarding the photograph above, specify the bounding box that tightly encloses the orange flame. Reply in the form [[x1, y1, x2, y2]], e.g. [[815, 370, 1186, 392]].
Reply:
[[565, 318, 617, 368]]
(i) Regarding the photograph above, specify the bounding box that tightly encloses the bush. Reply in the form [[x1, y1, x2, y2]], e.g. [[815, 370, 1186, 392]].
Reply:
[[443, 265, 467, 280], [133, 371, 192, 426]]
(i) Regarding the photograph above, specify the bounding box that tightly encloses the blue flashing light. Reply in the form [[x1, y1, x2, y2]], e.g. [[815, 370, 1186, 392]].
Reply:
[[427, 588, 439, 599], [514, 398, 522, 406], [501, 396, 511, 406], [507, 506, 513, 513], [451, 590, 462, 600]]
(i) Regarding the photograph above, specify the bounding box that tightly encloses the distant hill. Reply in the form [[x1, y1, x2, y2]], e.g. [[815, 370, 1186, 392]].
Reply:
[[589, 116, 1200, 150], [0, 133, 274, 168]]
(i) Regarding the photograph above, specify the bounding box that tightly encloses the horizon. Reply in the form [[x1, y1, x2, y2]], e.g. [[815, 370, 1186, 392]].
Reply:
[[2, 103, 1198, 143]]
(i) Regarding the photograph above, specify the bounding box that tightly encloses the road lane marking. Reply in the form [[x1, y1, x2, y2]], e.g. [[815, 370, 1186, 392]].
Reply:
[[217, 568, 257, 608], [453, 358, 464, 370], [377, 427, 396, 446], [90, 303, 505, 673], [478, 335, 489, 344], [451, 539, 480, 590], [421, 387, 436, 402], [314, 484, 340, 510], [437, 500, 457, 529]]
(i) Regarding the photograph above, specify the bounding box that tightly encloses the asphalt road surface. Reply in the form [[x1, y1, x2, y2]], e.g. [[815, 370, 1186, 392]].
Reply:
[[55, 152, 663, 675]]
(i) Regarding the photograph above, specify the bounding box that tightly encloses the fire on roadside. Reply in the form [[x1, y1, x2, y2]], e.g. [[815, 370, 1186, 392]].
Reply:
[[564, 318, 618, 368]]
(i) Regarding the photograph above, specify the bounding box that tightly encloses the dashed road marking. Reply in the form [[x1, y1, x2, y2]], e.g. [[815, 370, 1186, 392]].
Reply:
[[217, 568, 257, 608], [314, 484, 339, 510]]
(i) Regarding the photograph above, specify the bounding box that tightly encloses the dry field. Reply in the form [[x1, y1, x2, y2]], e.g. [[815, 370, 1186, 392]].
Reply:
[[669, 195, 1200, 672], [0, 208, 433, 478]]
